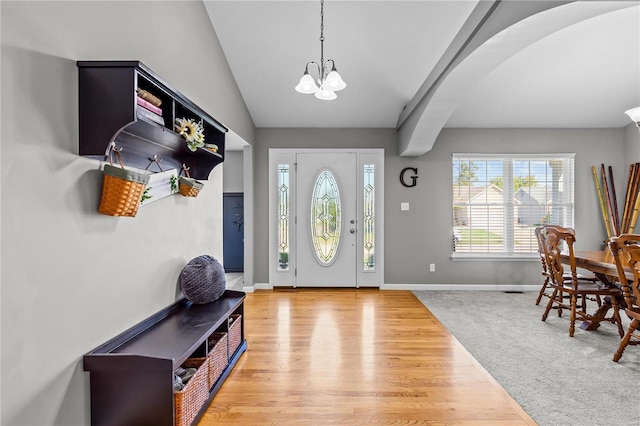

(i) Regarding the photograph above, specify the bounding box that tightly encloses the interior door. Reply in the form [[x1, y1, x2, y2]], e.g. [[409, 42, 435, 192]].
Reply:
[[223, 192, 244, 272], [296, 153, 357, 287]]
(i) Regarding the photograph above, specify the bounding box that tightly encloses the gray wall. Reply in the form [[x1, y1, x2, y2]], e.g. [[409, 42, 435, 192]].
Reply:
[[623, 122, 640, 161], [387, 128, 626, 285], [222, 151, 244, 193], [1, 1, 254, 425], [254, 127, 629, 286]]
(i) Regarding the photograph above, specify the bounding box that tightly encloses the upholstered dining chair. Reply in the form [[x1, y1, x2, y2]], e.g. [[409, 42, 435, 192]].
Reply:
[[541, 225, 623, 337], [534, 225, 598, 306], [608, 234, 640, 362]]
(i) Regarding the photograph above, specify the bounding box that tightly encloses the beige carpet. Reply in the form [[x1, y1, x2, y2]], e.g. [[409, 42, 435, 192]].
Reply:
[[414, 290, 640, 426]]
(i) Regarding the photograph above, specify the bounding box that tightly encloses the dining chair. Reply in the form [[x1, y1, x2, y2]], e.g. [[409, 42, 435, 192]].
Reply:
[[541, 225, 623, 337], [608, 234, 640, 362], [534, 225, 599, 307], [535, 226, 554, 305]]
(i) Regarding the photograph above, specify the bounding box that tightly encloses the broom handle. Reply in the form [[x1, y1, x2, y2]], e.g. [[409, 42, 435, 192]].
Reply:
[[592, 165, 612, 239]]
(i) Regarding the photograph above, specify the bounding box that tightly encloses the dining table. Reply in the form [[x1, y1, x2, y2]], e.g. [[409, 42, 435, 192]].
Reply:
[[559, 249, 630, 330], [564, 249, 633, 284]]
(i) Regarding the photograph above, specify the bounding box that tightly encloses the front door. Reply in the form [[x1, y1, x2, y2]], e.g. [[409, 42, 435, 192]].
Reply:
[[295, 153, 357, 287], [269, 148, 383, 288]]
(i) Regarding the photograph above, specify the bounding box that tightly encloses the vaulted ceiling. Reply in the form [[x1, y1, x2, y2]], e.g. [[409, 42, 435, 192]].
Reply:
[[205, 1, 640, 155]]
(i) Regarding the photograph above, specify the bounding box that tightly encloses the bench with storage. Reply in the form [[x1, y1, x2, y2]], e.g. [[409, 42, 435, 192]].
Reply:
[[83, 290, 246, 426]]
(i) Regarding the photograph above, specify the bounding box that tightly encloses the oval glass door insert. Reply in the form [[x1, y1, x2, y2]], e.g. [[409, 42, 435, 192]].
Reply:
[[310, 170, 342, 265]]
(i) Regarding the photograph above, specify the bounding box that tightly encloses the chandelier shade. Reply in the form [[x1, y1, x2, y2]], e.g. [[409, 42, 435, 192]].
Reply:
[[314, 87, 337, 101], [325, 65, 346, 91], [294, 0, 346, 101], [295, 69, 319, 94]]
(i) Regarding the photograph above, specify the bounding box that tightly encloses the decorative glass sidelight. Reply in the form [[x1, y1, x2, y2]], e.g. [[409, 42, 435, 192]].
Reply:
[[278, 164, 290, 270], [363, 164, 375, 270], [310, 170, 342, 265]]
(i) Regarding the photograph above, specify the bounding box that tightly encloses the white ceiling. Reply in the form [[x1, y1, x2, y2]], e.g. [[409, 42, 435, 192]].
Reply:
[[205, 1, 640, 145], [447, 4, 640, 128]]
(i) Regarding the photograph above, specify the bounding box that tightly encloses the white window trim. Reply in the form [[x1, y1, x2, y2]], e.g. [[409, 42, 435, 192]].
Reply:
[[452, 153, 575, 259]]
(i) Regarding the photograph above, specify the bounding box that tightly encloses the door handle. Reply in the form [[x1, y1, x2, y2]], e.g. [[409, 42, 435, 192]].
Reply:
[[350, 228, 356, 234]]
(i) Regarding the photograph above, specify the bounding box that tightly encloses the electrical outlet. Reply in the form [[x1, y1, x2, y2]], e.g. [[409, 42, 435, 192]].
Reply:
[[429, 263, 435, 272], [401, 202, 410, 211]]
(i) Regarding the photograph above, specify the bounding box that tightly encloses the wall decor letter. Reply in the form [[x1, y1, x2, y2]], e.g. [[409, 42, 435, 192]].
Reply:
[[400, 167, 418, 187]]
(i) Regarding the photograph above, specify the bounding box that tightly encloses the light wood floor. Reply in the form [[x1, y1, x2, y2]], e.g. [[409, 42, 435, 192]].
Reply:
[[199, 289, 536, 425]]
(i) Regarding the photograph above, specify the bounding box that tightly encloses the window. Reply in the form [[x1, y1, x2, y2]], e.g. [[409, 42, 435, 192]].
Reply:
[[310, 170, 342, 265], [278, 164, 290, 270], [363, 164, 375, 270], [452, 154, 574, 257]]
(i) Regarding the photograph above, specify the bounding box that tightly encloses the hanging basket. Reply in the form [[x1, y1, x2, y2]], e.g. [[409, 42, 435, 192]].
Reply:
[[178, 177, 204, 197], [178, 165, 204, 197], [98, 149, 150, 217]]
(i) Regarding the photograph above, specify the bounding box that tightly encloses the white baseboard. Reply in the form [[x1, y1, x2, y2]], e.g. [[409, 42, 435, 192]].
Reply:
[[381, 283, 540, 291], [242, 282, 272, 293], [243, 282, 539, 292]]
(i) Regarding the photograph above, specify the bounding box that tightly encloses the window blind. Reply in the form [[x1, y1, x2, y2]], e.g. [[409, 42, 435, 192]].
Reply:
[[452, 154, 575, 257]]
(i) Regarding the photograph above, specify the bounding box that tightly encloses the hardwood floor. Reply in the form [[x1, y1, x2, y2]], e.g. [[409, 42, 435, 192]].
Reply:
[[199, 289, 536, 425]]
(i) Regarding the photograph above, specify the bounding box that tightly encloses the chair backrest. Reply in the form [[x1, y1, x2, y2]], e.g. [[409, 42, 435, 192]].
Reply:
[[608, 234, 640, 310], [534, 226, 549, 276], [541, 225, 578, 287]]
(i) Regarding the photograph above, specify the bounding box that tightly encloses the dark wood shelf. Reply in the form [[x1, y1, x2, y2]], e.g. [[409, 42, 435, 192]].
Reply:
[[78, 61, 228, 180], [83, 290, 247, 426]]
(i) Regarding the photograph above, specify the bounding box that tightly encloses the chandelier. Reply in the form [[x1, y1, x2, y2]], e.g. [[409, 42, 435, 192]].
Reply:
[[294, 0, 346, 100]]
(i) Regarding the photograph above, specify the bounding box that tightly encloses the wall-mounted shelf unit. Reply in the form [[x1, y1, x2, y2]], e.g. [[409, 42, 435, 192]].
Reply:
[[83, 290, 247, 426], [78, 60, 228, 180]]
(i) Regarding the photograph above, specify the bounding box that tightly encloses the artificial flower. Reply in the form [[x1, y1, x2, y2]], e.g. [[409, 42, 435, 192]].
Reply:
[[175, 117, 205, 151]]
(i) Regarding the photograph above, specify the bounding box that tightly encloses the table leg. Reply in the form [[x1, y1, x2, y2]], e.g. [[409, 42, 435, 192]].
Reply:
[[579, 298, 611, 330], [579, 273, 625, 331]]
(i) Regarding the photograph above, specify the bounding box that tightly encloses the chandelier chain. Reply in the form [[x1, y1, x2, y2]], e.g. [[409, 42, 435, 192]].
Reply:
[[320, 0, 324, 42]]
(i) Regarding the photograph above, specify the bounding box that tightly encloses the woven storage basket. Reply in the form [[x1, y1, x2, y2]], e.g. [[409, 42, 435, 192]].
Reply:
[[228, 315, 242, 356], [98, 151, 150, 217], [207, 332, 228, 388], [174, 357, 210, 426], [178, 176, 204, 197]]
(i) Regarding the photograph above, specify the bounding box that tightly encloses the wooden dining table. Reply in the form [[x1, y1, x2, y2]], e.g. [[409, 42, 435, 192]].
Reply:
[[563, 249, 633, 284], [559, 249, 630, 330]]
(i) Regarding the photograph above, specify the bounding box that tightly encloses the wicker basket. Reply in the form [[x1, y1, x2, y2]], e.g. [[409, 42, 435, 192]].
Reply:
[[174, 357, 210, 426], [207, 332, 228, 388], [228, 315, 242, 356], [178, 176, 204, 197], [98, 150, 150, 217]]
